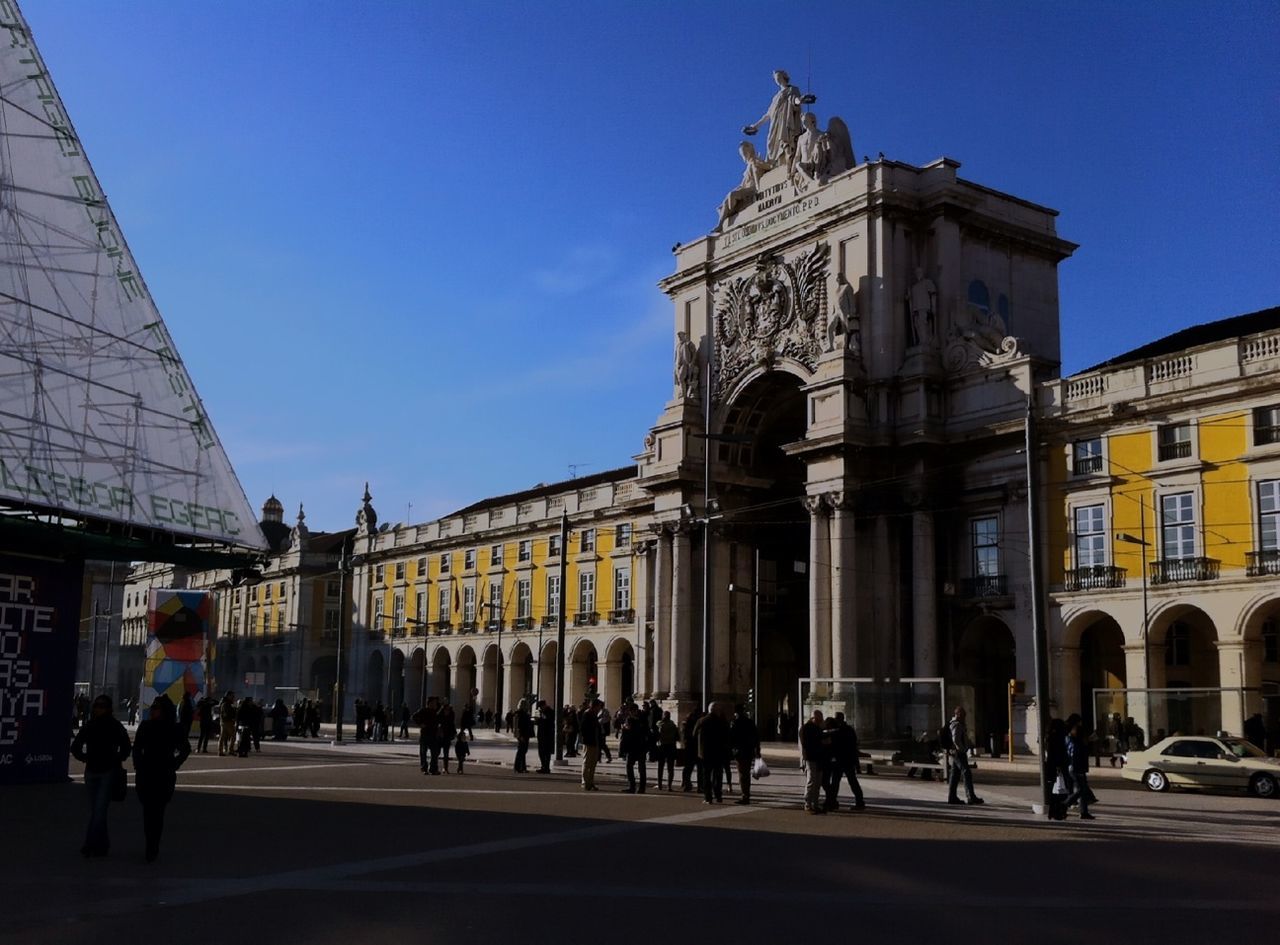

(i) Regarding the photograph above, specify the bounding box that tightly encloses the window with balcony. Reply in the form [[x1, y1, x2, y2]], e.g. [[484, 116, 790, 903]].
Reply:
[[1255, 405, 1280, 446], [1161, 492, 1196, 559], [437, 586, 450, 625], [546, 574, 561, 618], [518, 540, 532, 563], [613, 567, 631, 614], [395, 561, 406, 581], [464, 549, 476, 571], [1074, 504, 1106, 567], [964, 516, 1004, 597], [463, 585, 476, 623], [617, 523, 632, 548], [548, 534, 562, 557], [393, 593, 405, 630], [517, 578, 531, 620], [373, 595, 384, 630], [578, 571, 595, 615], [415, 593, 426, 626], [1157, 422, 1192, 462], [1073, 438, 1103, 476], [581, 528, 596, 553], [1250, 480, 1280, 576], [491, 544, 504, 567], [488, 580, 502, 625]]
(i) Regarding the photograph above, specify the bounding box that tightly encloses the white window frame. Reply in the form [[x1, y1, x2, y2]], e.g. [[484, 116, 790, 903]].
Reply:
[[1072, 437, 1103, 476], [437, 586, 450, 623], [579, 570, 595, 613], [393, 592, 405, 628], [374, 565, 385, 584], [415, 592, 426, 626], [1258, 479, 1280, 552], [616, 523, 632, 548], [548, 533, 562, 557], [971, 516, 1000, 577], [517, 578, 531, 619], [464, 548, 477, 571], [581, 528, 596, 553], [491, 544, 504, 567], [1160, 491, 1196, 559], [395, 561, 406, 581], [463, 585, 476, 623], [546, 574, 561, 618], [613, 567, 631, 611], [1073, 504, 1107, 568], [439, 554, 451, 575], [518, 540, 532, 563]]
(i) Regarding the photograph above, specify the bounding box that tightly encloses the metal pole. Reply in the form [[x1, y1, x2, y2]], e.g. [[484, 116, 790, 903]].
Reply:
[[387, 630, 395, 742], [103, 559, 118, 692], [554, 509, 569, 763], [1024, 398, 1052, 816], [88, 598, 100, 696], [702, 360, 712, 709], [495, 615, 504, 720], [752, 547, 760, 723], [1140, 499, 1150, 738], [334, 547, 348, 743]]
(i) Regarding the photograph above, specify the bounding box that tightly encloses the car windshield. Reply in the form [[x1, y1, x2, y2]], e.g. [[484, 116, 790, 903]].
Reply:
[[1222, 739, 1266, 759]]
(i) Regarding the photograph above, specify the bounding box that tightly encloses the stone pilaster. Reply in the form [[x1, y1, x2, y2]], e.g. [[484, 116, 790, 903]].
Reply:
[[911, 508, 938, 678], [669, 524, 694, 700], [828, 493, 856, 678], [653, 526, 673, 696], [806, 496, 832, 678]]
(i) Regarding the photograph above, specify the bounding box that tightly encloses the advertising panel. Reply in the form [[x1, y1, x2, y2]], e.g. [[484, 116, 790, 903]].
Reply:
[[139, 589, 210, 707]]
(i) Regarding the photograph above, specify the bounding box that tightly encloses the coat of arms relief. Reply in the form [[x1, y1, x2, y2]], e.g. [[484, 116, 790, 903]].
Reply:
[[713, 242, 829, 400]]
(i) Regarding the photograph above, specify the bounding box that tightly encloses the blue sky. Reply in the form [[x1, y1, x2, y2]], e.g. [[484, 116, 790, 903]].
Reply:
[[26, 1, 1279, 533]]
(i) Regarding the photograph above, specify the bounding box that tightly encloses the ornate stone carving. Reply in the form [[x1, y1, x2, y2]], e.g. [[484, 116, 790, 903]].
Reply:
[[803, 494, 827, 516], [355, 482, 378, 536], [824, 272, 860, 357], [742, 69, 816, 170], [714, 242, 830, 399], [288, 503, 309, 552], [943, 296, 1022, 371], [674, 331, 700, 400]]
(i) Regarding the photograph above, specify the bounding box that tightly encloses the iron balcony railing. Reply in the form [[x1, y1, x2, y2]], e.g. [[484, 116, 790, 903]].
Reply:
[[1246, 549, 1280, 577], [960, 575, 1008, 598], [1157, 439, 1192, 461], [1150, 557, 1220, 585], [1063, 565, 1126, 591], [608, 608, 635, 624], [514, 616, 533, 630], [1073, 455, 1104, 475], [573, 611, 598, 627]]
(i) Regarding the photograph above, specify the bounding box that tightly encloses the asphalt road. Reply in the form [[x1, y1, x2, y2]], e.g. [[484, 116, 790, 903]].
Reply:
[[4, 735, 1278, 945]]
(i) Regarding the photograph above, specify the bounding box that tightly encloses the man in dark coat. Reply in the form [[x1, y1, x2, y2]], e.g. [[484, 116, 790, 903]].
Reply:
[[619, 703, 650, 793], [800, 710, 827, 814], [178, 692, 195, 740], [680, 708, 704, 792], [694, 703, 729, 804], [132, 696, 191, 862], [729, 704, 761, 805], [195, 694, 217, 753], [827, 711, 865, 810], [413, 697, 441, 774], [535, 700, 555, 773], [70, 694, 131, 856]]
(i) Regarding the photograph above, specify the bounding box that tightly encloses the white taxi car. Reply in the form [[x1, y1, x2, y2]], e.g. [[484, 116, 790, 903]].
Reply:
[[1122, 735, 1279, 797]]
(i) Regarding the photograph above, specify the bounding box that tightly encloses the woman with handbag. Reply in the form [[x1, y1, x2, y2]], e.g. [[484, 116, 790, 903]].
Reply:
[[132, 695, 191, 862], [70, 694, 131, 857]]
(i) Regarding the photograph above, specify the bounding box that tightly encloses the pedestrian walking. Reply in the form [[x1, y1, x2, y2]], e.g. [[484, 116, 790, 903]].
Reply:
[[680, 707, 704, 792], [70, 694, 131, 857], [217, 692, 237, 756], [655, 710, 678, 790], [800, 710, 827, 814], [270, 698, 289, 740], [598, 703, 614, 763], [178, 692, 195, 740], [535, 701, 555, 773], [514, 699, 533, 773], [132, 695, 191, 862], [620, 703, 650, 793], [439, 703, 457, 772], [1045, 717, 1069, 821], [195, 694, 217, 753], [454, 730, 470, 773], [694, 702, 729, 804], [730, 705, 760, 805], [1064, 717, 1095, 820], [399, 703, 411, 739], [946, 706, 984, 806], [579, 698, 603, 791], [413, 697, 441, 774], [829, 711, 866, 810]]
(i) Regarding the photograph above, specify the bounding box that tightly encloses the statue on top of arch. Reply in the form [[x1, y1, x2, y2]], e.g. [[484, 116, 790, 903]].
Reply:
[[741, 69, 854, 178]]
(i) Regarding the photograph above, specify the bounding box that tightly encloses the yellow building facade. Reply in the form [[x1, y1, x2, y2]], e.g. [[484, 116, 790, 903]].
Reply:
[[1045, 309, 1280, 741]]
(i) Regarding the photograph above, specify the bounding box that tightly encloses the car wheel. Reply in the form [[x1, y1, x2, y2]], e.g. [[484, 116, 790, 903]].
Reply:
[[1249, 773, 1277, 799], [1143, 768, 1169, 793]]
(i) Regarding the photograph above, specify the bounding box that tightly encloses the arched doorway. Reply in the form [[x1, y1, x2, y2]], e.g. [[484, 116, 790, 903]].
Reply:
[[605, 637, 635, 707], [389, 649, 406, 710], [510, 642, 534, 710], [455, 646, 477, 708], [407, 648, 426, 710], [570, 640, 598, 705], [430, 647, 451, 703], [956, 616, 1015, 754], [718, 371, 810, 712], [1241, 601, 1280, 742], [1077, 615, 1125, 730], [479, 644, 503, 717], [538, 641, 558, 703], [1149, 604, 1219, 739], [366, 650, 384, 704]]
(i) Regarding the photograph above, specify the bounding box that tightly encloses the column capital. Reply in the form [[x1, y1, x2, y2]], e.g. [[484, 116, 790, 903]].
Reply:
[[803, 495, 827, 516], [826, 491, 855, 511]]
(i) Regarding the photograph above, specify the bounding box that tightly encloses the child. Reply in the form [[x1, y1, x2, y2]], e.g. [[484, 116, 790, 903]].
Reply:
[[454, 730, 470, 774]]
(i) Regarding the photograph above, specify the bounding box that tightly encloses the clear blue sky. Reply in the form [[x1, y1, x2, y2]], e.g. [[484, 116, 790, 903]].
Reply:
[[26, 1, 1279, 534]]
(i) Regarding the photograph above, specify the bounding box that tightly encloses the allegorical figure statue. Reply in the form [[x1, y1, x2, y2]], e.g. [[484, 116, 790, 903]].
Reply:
[[796, 113, 855, 183], [675, 331, 700, 399], [825, 273, 860, 356], [717, 141, 770, 227], [906, 267, 938, 346], [743, 69, 816, 170]]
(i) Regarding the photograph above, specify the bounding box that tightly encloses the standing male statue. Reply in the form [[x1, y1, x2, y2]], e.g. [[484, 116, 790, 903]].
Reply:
[[825, 273, 860, 356], [743, 69, 816, 170], [906, 267, 938, 346], [675, 331, 700, 399]]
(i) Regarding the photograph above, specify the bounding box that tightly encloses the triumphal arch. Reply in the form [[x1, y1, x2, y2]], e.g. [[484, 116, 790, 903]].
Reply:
[[636, 71, 1076, 741]]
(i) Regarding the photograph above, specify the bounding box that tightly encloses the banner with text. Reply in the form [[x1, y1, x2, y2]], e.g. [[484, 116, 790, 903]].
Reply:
[[0, 553, 82, 785]]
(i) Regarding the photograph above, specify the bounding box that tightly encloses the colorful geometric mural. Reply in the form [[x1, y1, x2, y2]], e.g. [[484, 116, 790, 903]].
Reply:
[[140, 589, 211, 706]]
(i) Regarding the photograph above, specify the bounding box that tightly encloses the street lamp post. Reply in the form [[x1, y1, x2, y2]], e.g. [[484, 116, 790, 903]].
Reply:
[[333, 543, 354, 743], [727, 546, 761, 721], [1118, 499, 1152, 738]]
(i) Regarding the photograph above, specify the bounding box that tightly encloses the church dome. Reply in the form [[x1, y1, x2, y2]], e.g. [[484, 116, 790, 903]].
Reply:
[[261, 494, 284, 524]]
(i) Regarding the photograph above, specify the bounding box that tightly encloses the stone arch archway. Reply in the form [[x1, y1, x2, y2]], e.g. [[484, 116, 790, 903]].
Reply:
[[955, 615, 1015, 753], [604, 636, 635, 707], [407, 647, 426, 710], [1146, 603, 1220, 739], [510, 641, 534, 711], [455, 646, 477, 708], [1074, 613, 1126, 730], [429, 647, 451, 703], [479, 643, 503, 717], [569, 639, 598, 705], [538, 640, 558, 704], [1238, 596, 1280, 727]]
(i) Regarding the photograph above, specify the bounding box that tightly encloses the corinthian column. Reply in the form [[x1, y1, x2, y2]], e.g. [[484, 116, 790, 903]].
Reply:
[[806, 496, 832, 679], [670, 524, 693, 699]]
